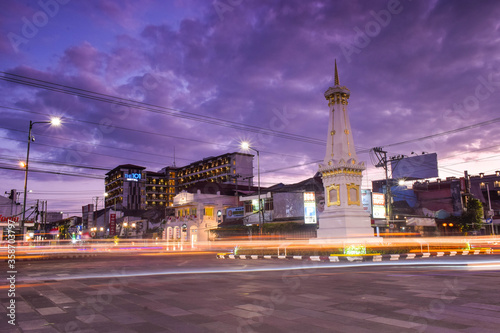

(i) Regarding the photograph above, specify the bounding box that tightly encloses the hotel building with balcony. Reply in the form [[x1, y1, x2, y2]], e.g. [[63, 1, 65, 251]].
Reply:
[[104, 152, 254, 211]]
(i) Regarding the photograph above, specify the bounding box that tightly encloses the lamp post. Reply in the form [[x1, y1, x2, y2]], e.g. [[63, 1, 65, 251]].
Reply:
[[240, 142, 261, 234], [486, 183, 494, 235], [21, 118, 61, 240]]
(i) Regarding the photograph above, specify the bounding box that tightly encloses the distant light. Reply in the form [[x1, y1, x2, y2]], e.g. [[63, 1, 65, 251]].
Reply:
[[19, 161, 26, 168], [50, 117, 62, 126], [398, 179, 405, 186], [241, 141, 250, 150]]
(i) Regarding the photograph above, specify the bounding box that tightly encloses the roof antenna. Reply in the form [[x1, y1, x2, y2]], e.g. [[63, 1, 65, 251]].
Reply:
[[173, 146, 176, 167]]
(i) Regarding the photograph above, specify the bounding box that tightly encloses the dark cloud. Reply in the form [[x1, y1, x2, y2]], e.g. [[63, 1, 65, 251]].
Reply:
[[1, 0, 500, 213]]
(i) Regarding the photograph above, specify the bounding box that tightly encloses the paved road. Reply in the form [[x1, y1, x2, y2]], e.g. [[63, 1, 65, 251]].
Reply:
[[2, 252, 500, 332]]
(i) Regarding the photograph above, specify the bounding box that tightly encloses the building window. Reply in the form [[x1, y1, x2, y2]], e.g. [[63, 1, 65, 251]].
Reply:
[[494, 181, 500, 188], [244, 202, 253, 213], [480, 182, 486, 189], [264, 199, 273, 211], [204, 207, 213, 217]]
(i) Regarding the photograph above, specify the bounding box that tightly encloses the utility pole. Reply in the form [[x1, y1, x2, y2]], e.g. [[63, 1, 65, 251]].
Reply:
[[92, 196, 100, 229], [35, 200, 40, 238], [41, 200, 46, 239]]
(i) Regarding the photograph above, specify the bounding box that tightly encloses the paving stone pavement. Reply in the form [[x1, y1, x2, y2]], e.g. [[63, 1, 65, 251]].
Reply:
[[2, 254, 500, 332]]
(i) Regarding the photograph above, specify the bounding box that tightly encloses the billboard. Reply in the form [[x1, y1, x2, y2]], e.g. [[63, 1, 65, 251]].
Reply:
[[303, 192, 317, 224], [361, 189, 372, 215], [226, 207, 244, 219], [372, 192, 386, 219], [391, 153, 438, 180], [273, 192, 304, 219]]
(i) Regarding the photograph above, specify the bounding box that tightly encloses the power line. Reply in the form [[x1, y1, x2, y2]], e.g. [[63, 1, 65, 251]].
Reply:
[[0, 106, 326, 163], [0, 72, 326, 145], [382, 117, 500, 148], [0, 135, 170, 167], [0, 163, 103, 179], [0, 155, 111, 171]]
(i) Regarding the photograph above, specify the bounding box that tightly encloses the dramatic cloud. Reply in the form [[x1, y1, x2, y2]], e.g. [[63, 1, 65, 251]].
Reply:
[[1, 0, 500, 214]]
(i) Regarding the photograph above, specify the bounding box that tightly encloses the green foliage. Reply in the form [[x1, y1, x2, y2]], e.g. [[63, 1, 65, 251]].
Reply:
[[455, 198, 484, 232]]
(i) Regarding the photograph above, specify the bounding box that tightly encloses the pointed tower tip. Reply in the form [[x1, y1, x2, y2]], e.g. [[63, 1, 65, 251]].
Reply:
[[334, 59, 340, 86]]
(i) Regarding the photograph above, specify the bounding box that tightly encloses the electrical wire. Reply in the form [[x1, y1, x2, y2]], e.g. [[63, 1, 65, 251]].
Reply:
[[0, 72, 326, 145]]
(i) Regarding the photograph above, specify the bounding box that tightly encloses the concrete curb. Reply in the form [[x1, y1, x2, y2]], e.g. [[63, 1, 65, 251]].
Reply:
[[217, 249, 493, 262], [5, 253, 99, 261]]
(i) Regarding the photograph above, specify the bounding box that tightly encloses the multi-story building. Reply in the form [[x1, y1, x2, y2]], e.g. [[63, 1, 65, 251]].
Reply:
[[174, 152, 253, 191], [144, 170, 177, 208], [105, 152, 254, 211], [105, 164, 146, 210]]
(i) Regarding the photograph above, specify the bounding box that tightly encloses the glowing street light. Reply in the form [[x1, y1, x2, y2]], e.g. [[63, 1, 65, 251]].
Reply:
[[240, 141, 262, 234], [21, 117, 61, 239]]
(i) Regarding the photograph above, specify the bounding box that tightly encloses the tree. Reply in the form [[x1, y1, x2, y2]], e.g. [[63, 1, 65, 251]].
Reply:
[[456, 198, 483, 233]]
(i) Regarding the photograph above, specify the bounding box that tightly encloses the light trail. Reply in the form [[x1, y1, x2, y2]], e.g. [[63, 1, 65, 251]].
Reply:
[[16, 258, 500, 284]]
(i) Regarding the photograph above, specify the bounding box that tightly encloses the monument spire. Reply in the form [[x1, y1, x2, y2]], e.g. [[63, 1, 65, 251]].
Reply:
[[323, 61, 357, 163], [334, 59, 339, 86]]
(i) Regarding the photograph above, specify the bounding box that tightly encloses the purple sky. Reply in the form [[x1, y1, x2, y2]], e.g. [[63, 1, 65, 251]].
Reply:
[[1, 0, 500, 216]]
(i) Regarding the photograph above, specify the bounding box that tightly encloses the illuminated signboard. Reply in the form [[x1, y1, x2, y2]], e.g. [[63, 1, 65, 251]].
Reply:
[[303, 192, 317, 224], [124, 173, 141, 181], [372, 192, 386, 219], [109, 213, 116, 236], [372, 192, 385, 206], [372, 205, 386, 219]]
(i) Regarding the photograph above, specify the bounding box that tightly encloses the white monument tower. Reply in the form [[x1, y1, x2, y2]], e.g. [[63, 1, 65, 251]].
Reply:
[[317, 61, 374, 239]]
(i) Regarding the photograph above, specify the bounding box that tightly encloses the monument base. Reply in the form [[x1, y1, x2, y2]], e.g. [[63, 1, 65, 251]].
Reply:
[[315, 207, 378, 240]]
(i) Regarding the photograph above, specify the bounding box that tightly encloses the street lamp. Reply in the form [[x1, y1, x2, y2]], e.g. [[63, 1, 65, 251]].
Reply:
[[486, 183, 494, 235], [240, 142, 261, 234], [21, 117, 61, 239]]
